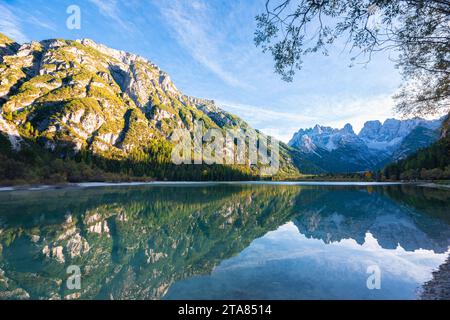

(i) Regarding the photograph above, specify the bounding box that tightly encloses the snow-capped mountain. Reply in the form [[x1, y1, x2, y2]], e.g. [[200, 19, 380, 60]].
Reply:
[[359, 118, 441, 151], [290, 123, 363, 153], [288, 118, 443, 173]]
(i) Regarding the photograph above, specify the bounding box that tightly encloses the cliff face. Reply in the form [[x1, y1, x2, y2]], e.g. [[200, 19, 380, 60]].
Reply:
[[0, 36, 218, 153]]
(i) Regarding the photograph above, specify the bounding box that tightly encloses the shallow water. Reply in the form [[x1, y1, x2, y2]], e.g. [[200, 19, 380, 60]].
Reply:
[[0, 183, 449, 300]]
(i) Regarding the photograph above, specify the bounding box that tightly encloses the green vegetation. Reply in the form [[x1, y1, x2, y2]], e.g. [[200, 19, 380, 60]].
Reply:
[[383, 139, 450, 180], [383, 117, 450, 181], [0, 33, 15, 46], [0, 134, 258, 185]]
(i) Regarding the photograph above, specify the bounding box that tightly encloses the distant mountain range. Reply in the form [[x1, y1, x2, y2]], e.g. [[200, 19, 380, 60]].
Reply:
[[289, 118, 443, 173]]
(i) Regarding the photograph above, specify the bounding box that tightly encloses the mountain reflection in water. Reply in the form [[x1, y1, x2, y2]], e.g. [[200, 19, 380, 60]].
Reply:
[[0, 183, 449, 300]]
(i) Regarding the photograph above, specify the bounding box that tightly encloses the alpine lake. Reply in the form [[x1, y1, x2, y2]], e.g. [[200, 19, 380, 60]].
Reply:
[[0, 182, 449, 300]]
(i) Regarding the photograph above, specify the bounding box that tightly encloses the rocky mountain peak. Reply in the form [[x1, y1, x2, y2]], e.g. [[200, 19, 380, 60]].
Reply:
[[289, 117, 443, 173], [77, 38, 154, 67], [359, 117, 442, 144], [359, 120, 382, 140], [342, 123, 354, 135]]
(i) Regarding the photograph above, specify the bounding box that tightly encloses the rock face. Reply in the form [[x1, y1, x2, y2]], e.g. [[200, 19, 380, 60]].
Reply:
[[421, 258, 450, 300], [289, 118, 443, 173], [0, 33, 300, 177], [359, 118, 442, 150], [0, 35, 214, 152]]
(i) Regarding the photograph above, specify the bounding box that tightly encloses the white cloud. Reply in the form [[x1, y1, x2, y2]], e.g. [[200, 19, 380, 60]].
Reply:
[[219, 100, 317, 124], [27, 15, 57, 32], [190, 1, 206, 11], [155, 0, 250, 89], [257, 127, 301, 144], [88, 0, 131, 31], [0, 3, 28, 43], [312, 95, 397, 133], [217, 100, 317, 142]]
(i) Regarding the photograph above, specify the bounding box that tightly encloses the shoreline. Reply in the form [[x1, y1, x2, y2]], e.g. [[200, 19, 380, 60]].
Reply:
[[417, 182, 450, 190], [0, 180, 423, 193], [421, 258, 450, 300], [1, 180, 449, 193]]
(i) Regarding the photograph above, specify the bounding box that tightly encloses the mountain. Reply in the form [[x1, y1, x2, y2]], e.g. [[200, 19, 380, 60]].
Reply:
[[0, 33, 302, 182], [288, 118, 443, 173], [383, 115, 450, 180]]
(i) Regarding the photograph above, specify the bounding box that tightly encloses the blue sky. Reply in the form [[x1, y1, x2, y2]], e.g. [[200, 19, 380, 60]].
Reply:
[[0, 0, 406, 142]]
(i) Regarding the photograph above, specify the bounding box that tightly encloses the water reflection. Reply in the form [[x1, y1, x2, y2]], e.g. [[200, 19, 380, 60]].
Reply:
[[165, 224, 449, 300], [293, 187, 450, 253], [0, 184, 448, 300]]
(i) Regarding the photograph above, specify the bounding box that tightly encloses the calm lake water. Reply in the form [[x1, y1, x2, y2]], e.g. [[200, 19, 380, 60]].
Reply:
[[0, 183, 449, 300]]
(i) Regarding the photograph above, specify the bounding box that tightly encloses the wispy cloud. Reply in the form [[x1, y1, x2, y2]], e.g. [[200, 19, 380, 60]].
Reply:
[[218, 94, 398, 143], [0, 3, 28, 43], [219, 100, 317, 124], [218, 100, 317, 142], [190, 0, 207, 11], [301, 95, 397, 133], [88, 0, 131, 31], [155, 0, 250, 89], [27, 15, 57, 32]]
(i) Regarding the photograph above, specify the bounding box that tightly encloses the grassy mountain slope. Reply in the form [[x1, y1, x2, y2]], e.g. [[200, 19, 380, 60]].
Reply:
[[0, 34, 304, 183]]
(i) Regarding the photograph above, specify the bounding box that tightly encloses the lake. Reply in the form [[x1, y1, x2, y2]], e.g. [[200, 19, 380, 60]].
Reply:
[[0, 182, 449, 300]]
